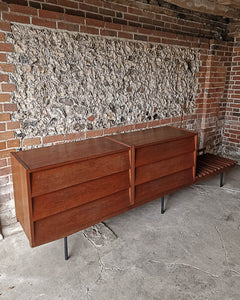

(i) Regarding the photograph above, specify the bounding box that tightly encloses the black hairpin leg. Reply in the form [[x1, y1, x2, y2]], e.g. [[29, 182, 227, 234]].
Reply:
[[220, 173, 223, 187], [161, 196, 165, 214], [64, 237, 68, 260]]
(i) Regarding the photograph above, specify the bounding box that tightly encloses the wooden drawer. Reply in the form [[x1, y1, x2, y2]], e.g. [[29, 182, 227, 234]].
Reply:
[[135, 152, 194, 185], [135, 136, 195, 167], [31, 151, 130, 197], [32, 171, 130, 221], [135, 168, 193, 204], [34, 189, 130, 246]]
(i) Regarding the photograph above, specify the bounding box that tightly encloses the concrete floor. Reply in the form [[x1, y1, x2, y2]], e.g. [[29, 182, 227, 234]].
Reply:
[[1, 166, 240, 300]]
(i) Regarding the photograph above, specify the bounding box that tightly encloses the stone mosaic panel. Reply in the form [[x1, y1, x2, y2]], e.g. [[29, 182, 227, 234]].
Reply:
[[7, 24, 200, 138]]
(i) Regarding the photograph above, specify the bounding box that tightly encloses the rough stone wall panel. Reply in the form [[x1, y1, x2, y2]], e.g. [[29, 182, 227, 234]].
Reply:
[[7, 24, 200, 142]]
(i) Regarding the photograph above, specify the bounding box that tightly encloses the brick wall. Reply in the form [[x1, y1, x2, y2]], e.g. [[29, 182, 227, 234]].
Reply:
[[222, 34, 240, 162], [0, 0, 237, 234]]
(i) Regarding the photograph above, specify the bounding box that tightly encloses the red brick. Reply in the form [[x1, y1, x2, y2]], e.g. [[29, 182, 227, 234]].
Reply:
[[0, 94, 10, 103], [148, 120, 160, 128], [105, 22, 121, 30], [79, 3, 98, 13], [135, 123, 147, 130], [7, 139, 20, 148], [58, 0, 78, 9], [0, 123, 5, 131], [4, 103, 17, 112], [149, 37, 161, 43], [0, 141, 6, 150], [2, 84, 16, 92], [122, 25, 138, 33], [0, 33, 5, 42], [0, 113, 11, 121], [128, 7, 142, 15], [120, 125, 134, 132], [86, 18, 104, 27], [22, 137, 41, 147], [7, 121, 20, 130], [58, 22, 79, 31], [32, 18, 56, 29], [112, 3, 127, 12], [87, 0, 102, 6], [0, 75, 8, 82], [39, 9, 63, 20], [43, 134, 64, 144], [99, 8, 115, 17], [10, 4, 37, 15], [103, 127, 119, 135], [64, 14, 84, 24], [100, 29, 117, 37], [0, 166, 11, 176], [0, 22, 11, 32], [0, 2, 8, 12], [0, 149, 15, 159], [118, 32, 133, 40], [0, 131, 14, 141], [0, 158, 7, 168], [0, 64, 15, 73], [65, 132, 85, 141], [80, 26, 99, 35], [0, 54, 7, 63], [3, 13, 30, 24], [0, 44, 13, 53], [86, 129, 103, 138]]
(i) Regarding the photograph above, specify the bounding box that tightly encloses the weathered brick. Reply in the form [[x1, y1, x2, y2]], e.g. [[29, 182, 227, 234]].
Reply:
[[65, 132, 85, 141], [0, 113, 11, 122], [120, 125, 134, 132], [9, 4, 38, 15], [39, 9, 63, 20], [7, 121, 20, 130], [43, 135, 64, 144], [22, 137, 41, 146], [80, 26, 99, 35], [0, 166, 11, 177], [0, 75, 8, 82], [86, 129, 103, 138], [0, 44, 13, 53], [7, 139, 20, 148], [3, 13, 30, 24], [2, 84, 16, 92], [32, 18, 57, 29], [0, 22, 11, 32], [58, 22, 79, 31], [64, 14, 84, 24], [0, 94, 10, 103], [0, 141, 6, 150], [3, 103, 17, 112], [0, 54, 7, 63], [103, 127, 119, 135], [0, 64, 15, 73], [58, 0, 78, 9]]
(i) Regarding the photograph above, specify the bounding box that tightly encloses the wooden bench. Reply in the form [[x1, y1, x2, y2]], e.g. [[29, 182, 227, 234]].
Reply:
[[195, 151, 237, 186]]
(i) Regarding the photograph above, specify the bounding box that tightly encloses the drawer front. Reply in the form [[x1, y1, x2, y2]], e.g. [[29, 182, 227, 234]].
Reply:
[[31, 151, 130, 197], [135, 168, 193, 204], [135, 152, 194, 185], [34, 189, 130, 246], [32, 171, 130, 221], [135, 136, 195, 167]]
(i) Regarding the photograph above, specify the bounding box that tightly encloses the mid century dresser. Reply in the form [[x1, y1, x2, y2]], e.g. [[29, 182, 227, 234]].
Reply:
[[11, 126, 197, 248]]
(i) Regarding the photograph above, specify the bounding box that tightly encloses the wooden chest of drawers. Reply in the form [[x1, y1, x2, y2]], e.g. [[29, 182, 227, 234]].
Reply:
[[107, 126, 197, 206], [11, 138, 132, 247], [11, 126, 197, 247]]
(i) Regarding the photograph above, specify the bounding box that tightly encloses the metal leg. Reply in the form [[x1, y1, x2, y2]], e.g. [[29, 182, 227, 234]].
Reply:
[[161, 196, 165, 214], [220, 173, 223, 187], [64, 237, 68, 261]]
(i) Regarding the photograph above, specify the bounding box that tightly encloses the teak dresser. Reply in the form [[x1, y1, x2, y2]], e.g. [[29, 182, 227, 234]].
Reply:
[[11, 126, 197, 248]]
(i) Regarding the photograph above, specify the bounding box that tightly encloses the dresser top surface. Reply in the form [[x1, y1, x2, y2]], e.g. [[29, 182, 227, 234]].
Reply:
[[11, 137, 128, 171], [108, 126, 196, 148]]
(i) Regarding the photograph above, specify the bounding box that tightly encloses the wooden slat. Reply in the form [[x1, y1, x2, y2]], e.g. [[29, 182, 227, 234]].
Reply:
[[135, 152, 194, 185], [33, 171, 130, 221], [31, 151, 130, 197], [135, 168, 193, 203], [135, 136, 195, 167], [34, 189, 130, 246]]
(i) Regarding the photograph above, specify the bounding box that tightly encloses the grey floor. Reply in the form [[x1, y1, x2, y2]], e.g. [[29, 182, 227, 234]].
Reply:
[[1, 166, 240, 300]]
